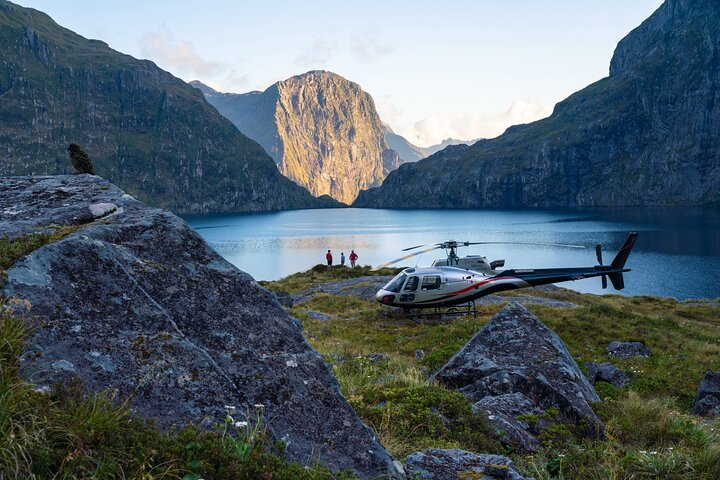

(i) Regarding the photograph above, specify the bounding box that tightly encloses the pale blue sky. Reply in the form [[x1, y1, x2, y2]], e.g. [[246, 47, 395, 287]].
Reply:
[[15, 0, 663, 146]]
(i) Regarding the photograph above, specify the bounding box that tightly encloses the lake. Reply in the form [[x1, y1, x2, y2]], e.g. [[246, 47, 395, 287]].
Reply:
[[184, 207, 720, 300]]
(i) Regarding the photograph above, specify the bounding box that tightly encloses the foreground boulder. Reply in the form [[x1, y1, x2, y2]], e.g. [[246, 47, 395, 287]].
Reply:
[[405, 449, 531, 480], [692, 371, 720, 417], [433, 303, 602, 451], [0, 176, 401, 479]]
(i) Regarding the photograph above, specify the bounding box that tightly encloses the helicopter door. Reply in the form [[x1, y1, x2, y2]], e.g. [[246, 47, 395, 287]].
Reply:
[[399, 275, 419, 302]]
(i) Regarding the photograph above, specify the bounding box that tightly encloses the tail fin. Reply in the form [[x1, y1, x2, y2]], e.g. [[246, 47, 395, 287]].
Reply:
[[608, 272, 625, 290], [611, 232, 638, 269]]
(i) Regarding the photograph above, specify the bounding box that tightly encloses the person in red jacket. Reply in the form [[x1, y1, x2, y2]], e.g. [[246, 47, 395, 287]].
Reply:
[[349, 250, 358, 268], [326, 249, 333, 269]]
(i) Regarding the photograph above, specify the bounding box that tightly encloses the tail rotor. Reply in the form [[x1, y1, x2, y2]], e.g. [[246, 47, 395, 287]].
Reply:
[[596, 243, 607, 289]]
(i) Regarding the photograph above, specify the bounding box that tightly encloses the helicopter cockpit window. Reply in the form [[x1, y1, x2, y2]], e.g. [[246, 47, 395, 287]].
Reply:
[[403, 276, 419, 292], [421, 275, 441, 290], [383, 273, 407, 293]]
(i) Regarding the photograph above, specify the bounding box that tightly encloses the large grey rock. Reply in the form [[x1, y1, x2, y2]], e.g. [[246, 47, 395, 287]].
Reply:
[[472, 393, 542, 452], [405, 449, 532, 480], [433, 303, 602, 451], [692, 370, 720, 417], [585, 362, 630, 387], [0, 176, 401, 479], [607, 341, 651, 359]]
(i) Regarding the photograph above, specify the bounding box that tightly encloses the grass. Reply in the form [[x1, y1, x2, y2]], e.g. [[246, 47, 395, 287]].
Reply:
[[3, 254, 719, 479], [0, 226, 80, 276], [265, 268, 720, 478], [259, 264, 402, 294]]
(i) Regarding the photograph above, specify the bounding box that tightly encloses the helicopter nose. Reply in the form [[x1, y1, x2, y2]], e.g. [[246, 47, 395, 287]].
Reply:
[[375, 290, 395, 304]]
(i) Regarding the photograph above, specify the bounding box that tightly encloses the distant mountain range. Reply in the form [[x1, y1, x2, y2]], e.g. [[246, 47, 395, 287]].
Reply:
[[381, 124, 478, 163], [356, 0, 720, 208], [0, 0, 332, 213]]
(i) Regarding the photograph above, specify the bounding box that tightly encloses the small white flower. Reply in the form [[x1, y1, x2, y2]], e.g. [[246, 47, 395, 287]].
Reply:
[[235, 421, 248, 428], [254, 403, 265, 409], [224, 405, 236, 412]]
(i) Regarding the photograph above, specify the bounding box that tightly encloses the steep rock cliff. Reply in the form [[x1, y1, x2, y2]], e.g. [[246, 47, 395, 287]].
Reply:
[[0, 1, 330, 214], [355, 0, 720, 208], [195, 71, 394, 204], [0, 175, 401, 479]]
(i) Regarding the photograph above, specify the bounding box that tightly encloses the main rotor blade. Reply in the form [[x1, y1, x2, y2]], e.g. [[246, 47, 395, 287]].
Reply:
[[374, 245, 441, 270], [401, 243, 443, 252], [464, 241, 586, 249]]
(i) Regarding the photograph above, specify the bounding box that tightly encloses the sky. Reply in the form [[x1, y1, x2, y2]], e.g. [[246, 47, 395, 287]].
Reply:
[[15, 0, 664, 147]]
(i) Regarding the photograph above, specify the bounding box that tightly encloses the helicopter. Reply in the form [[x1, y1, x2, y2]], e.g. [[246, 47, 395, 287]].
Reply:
[[374, 233, 638, 311]]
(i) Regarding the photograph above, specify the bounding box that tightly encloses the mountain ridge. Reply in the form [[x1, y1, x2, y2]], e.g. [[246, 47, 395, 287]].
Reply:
[[354, 0, 720, 209], [0, 0, 332, 214]]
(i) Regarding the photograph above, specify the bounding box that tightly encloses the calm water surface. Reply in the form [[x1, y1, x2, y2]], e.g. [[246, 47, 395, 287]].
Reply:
[[184, 208, 720, 300]]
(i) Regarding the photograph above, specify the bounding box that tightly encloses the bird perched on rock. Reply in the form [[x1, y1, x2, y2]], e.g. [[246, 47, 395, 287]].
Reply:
[[67, 143, 96, 175]]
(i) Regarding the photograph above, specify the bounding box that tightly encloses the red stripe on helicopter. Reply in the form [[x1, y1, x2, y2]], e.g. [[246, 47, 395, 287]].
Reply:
[[435, 276, 518, 296]]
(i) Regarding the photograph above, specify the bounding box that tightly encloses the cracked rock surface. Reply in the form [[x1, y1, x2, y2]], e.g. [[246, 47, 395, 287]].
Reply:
[[433, 303, 602, 451], [0, 175, 401, 479]]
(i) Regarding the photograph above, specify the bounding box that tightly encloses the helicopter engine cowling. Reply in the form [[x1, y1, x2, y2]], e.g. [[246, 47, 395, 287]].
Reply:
[[490, 259, 505, 270]]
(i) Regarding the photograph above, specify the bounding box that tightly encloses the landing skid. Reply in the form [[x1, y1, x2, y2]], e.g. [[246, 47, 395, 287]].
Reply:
[[399, 300, 479, 322]]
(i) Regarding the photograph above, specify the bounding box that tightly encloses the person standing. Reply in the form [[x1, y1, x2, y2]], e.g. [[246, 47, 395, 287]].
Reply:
[[340, 252, 346, 266], [326, 249, 333, 269], [349, 250, 358, 268]]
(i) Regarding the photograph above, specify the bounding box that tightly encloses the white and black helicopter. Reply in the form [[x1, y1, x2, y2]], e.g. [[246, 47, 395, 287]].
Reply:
[[374, 233, 638, 314]]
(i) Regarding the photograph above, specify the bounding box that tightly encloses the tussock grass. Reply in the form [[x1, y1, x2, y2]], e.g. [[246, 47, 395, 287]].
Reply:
[[260, 264, 401, 294], [266, 267, 720, 476]]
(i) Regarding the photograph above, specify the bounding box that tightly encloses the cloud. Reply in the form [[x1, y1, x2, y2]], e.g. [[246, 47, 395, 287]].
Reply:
[[374, 95, 404, 127], [295, 39, 337, 66], [399, 100, 554, 147], [350, 33, 393, 62], [140, 28, 222, 78], [139, 27, 251, 92]]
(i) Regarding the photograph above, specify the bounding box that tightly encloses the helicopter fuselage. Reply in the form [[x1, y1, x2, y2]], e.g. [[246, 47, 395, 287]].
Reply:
[[375, 232, 638, 310]]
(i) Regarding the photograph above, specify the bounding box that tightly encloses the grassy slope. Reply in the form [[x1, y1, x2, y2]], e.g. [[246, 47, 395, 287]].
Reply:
[[267, 267, 720, 479], [3, 255, 719, 479]]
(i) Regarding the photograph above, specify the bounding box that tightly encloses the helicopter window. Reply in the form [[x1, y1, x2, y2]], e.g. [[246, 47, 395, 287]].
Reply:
[[404, 276, 419, 292], [421, 275, 441, 290], [383, 274, 407, 293]]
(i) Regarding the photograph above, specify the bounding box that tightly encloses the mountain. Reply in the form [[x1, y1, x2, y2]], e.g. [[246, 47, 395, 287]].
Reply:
[[355, 0, 720, 209], [421, 137, 479, 157], [193, 72, 398, 204], [382, 123, 426, 163], [0, 1, 331, 214]]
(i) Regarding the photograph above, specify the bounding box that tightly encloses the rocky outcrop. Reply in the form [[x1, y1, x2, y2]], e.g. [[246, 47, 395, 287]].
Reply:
[[355, 0, 720, 208], [405, 449, 531, 480], [194, 72, 395, 204], [585, 362, 630, 387], [0, 176, 400, 479], [692, 370, 720, 417], [433, 303, 602, 451], [0, 1, 330, 214], [607, 341, 651, 358]]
